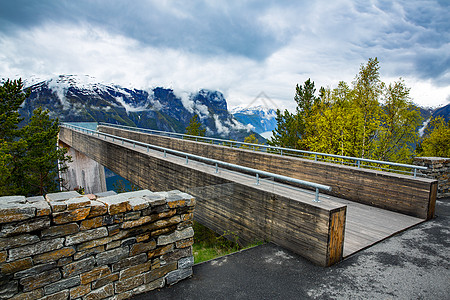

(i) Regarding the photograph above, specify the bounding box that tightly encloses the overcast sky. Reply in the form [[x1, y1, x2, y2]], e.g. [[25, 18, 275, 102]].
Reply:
[[0, 0, 449, 110]]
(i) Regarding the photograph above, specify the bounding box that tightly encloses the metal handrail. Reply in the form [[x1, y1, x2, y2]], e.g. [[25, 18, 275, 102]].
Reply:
[[98, 122, 427, 178], [62, 123, 332, 202]]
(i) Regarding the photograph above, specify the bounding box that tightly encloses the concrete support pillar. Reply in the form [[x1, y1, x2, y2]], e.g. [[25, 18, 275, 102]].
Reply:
[[59, 141, 107, 194]]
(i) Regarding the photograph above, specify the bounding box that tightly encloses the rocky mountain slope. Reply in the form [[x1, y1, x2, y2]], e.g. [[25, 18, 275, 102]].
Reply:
[[20, 75, 254, 140]]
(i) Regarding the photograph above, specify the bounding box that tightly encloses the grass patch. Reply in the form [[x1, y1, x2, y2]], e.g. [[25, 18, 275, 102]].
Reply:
[[192, 221, 264, 264]]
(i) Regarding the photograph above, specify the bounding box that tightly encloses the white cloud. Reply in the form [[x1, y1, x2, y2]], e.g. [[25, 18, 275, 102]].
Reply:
[[0, 0, 448, 111]]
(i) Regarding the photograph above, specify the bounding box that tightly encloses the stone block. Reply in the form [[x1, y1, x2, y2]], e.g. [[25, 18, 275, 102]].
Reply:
[[121, 237, 137, 248], [107, 224, 120, 236], [148, 244, 173, 259], [48, 201, 67, 213], [20, 269, 61, 292], [144, 194, 166, 207], [120, 215, 152, 229], [161, 247, 192, 264], [88, 200, 108, 218], [119, 261, 151, 280], [80, 265, 111, 285], [106, 240, 121, 250], [8, 238, 64, 261], [1, 196, 26, 203], [0, 251, 6, 263], [128, 197, 149, 211], [136, 233, 150, 243], [114, 274, 145, 294], [91, 273, 119, 290], [41, 223, 79, 239], [65, 196, 91, 210], [0, 257, 33, 274], [61, 256, 95, 278], [65, 227, 108, 246], [151, 225, 177, 238], [165, 266, 193, 285], [14, 261, 57, 279], [96, 246, 129, 266], [0, 234, 40, 250], [95, 191, 117, 198], [74, 245, 104, 261], [130, 240, 156, 256], [122, 190, 154, 198], [57, 257, 73, 267], [0, 216, 50, 237], [0, 202, 36, 224], [178, 256, 194, 269], [132, 277, 165, 295], [44, 276, 80, 295], [40, 289, 69, 300], [25, 196, 45, 203], [103, 214, 124, 225], [145, 262, 177, 283], [111, 253, 147, 273], [124, 211, 141, 221], [9, 288, 43, 300], [33, 247, 76, 264], [45, 191, 81, 202], [0, 279, 18, 299], [33, 201, 51, 217], [69, 284, 91, 299], [84, 283, 113, 300], [52, 207, 91, 224], [80, 216, 104, 231], [97, 195, 131, 215], [146, 215, 181, 233], [176, 237, 194, 249], [166, 194, 189, 209], [157, 227, 194, 246]]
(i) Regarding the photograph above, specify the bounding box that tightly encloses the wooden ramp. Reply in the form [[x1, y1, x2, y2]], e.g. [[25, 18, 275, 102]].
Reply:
[[151, 147, 425, 258], [61, 126, 426, 262], [245, 175, 425, 258]]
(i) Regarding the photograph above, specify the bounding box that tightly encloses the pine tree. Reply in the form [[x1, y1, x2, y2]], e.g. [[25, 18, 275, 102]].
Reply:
[[0, 79, 71, 196], [185, 115, 206, 137], [22, 107, 71, 195]]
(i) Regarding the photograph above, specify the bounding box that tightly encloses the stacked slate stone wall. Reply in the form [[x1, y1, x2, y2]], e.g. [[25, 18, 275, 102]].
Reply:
[[0, 189, 195, 300], [414, 157, 450, 199]]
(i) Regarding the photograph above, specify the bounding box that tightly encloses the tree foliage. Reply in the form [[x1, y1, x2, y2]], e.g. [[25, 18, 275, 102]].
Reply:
[[420, 117, 450, 157], [269, 58, 422, 164], [185, 115, 206, 137], [0, 79, 71, 196]]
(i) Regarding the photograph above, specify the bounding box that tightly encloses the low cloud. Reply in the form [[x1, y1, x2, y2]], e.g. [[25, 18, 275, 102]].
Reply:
[[0, 0, 448, 109]]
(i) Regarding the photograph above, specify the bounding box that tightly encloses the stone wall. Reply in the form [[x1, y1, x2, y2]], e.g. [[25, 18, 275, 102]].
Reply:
[[0, 190, 195, 300], [414, 157, 450, 199]]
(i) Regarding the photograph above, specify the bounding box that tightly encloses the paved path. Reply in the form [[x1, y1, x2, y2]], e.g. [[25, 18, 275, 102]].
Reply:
[[132, 197, 449, 300]]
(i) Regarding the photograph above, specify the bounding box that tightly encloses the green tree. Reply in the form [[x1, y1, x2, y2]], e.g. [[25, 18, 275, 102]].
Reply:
[[21, 107, 71, 195], [241, 134, 260, 150], [374, 80, 422, 162], [420, 117, 450, 157], [185, 115, 206, 136], [0, 79, 71, 196], [268, 109, 302, 149]]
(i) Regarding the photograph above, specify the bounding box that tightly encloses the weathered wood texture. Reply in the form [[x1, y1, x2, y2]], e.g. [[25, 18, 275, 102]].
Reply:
[[98, 126, 437, 220], [60, 127, 346, 267]]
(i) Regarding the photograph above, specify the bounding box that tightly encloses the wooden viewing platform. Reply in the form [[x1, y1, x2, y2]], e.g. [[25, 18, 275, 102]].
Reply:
[[59, 125, 434, 266]]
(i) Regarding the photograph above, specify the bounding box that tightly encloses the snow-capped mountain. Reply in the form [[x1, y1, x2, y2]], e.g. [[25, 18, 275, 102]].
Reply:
[[19, 75, 254, 140], [231, 105, 277, 138]]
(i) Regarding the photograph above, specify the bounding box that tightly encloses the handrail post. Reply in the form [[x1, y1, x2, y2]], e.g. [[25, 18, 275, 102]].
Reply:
[[164, 150, 166, 158], [357, 160, 361, 168], [256, 173, 260, 185], [314, 188, 320, 202], [314, 154, 317, 161], [215, 163, 218, 173], [186, 156, 188, 164], [414, 168, 417, 178]]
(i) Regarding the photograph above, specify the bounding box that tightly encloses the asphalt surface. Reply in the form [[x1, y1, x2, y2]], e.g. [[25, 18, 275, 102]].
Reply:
[[133, 197, 450, 300]]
